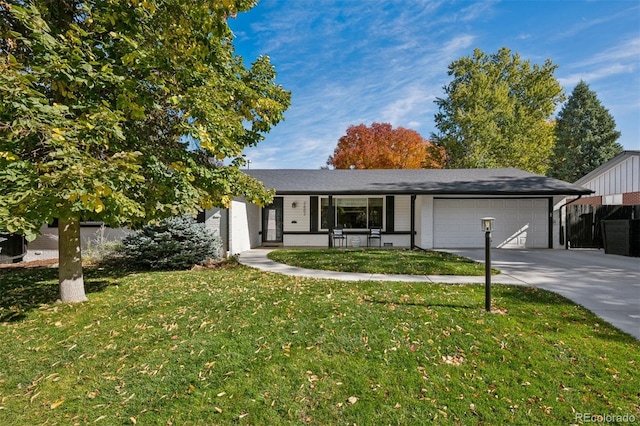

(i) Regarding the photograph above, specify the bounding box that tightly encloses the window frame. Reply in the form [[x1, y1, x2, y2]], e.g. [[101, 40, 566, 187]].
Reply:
[[319, 196, 385, 231]]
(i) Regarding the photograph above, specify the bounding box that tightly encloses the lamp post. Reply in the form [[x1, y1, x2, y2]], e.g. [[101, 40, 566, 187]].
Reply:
[[481, 217, 495, 312]]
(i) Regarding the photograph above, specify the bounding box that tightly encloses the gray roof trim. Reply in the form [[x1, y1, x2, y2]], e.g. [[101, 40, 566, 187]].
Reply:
[[574, 151, 640, 185], [247, 168, 593, 196]]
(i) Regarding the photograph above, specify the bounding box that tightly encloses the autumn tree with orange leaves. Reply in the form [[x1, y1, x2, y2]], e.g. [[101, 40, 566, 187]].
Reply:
[[327, 123, 445, 169]]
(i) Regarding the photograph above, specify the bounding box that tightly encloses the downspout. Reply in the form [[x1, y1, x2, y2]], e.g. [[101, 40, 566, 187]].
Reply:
[[410, 194, 416, 249], [558, 195, 583, 249]]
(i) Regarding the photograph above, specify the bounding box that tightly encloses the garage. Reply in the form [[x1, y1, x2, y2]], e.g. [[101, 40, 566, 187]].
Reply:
[[433, 198, 550, 248]]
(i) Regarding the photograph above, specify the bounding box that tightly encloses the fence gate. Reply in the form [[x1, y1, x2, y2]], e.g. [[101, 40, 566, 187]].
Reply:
[[567, 205, 635, 248]]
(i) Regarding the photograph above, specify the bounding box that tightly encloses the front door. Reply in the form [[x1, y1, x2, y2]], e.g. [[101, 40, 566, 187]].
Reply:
[[262, 197, 283, 244]]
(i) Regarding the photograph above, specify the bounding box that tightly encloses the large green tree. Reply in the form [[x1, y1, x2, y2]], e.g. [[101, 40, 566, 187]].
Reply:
[[548, 81, 622, 182], [0, 0, 290, 302], [431, 47, 565, 174]]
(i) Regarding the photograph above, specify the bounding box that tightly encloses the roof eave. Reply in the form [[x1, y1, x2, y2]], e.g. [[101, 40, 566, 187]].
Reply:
[[271, 189, 594, 196]]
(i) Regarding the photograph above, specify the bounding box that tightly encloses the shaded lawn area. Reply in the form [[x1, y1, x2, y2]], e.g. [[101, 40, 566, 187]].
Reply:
[[267, 248, 499, 275], [0, 264, 638, 425]]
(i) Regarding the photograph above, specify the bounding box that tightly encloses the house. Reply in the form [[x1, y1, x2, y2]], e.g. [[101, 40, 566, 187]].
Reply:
[[18, 167, 593, 263], [220, 168, 592, 254], [559, 150, 640, 253]]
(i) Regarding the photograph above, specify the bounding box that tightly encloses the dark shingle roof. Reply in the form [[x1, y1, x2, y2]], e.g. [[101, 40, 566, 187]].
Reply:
[[247, 168, 593, 196]]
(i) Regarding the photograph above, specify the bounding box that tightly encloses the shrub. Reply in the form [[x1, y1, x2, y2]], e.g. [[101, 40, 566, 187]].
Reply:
[[121, 216, 222, 270]]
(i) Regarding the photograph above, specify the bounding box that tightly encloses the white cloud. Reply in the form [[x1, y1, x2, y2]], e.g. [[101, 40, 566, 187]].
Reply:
[[579, 37, 640, 67], [559, 64, 635, 87], [232, 0, 639, 167]]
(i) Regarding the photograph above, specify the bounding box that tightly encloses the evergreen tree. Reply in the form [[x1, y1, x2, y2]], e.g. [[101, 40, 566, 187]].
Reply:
[[549, 81, 622, 182]]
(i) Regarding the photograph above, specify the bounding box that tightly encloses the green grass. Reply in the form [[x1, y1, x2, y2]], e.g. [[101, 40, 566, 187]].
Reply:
[[267, 248, 499, 275], [1, 265, 638, 425]]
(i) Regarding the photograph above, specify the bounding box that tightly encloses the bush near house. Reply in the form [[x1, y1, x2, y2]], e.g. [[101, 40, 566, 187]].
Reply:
[[121, 216, 221, 270]]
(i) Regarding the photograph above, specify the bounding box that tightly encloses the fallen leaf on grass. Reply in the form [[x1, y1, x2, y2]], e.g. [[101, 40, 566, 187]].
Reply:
[[347, 396, 358, 405], [50, 398, 64, 409], [442, 355, 464, 366]]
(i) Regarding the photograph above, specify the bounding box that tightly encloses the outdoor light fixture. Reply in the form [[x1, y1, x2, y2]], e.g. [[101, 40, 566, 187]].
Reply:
[[481, 217, 495, 312], [481, 217, 495, 233], [292, 202, 297, 209]]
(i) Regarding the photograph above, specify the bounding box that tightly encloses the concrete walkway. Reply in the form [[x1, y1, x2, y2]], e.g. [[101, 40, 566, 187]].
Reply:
[[239, 248, 640, 340]]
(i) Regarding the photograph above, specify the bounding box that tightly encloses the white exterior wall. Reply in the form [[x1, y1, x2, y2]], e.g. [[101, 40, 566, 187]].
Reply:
[[232, 194, 555, 251], [203, 208, 228, 254], [394, 196, 412, 231], [552, 207, 563, 249], [591, 155, 638, 196], [416, 195, 434, 249], [376, 234, 411, 247], [579, 154, 639, 198], [282, 196, 310, 233], [228, 198, 261, 254], [284, 234, 328, 247]]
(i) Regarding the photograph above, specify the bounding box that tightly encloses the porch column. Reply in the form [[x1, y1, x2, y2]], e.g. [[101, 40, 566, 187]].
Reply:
[[328, 195, 334, 248], [410, 194, 416, 249], [547, 197, 553, 249]]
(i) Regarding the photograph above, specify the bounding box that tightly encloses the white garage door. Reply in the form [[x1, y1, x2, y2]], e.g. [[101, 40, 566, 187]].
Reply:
[[433, 198, 549, 248]]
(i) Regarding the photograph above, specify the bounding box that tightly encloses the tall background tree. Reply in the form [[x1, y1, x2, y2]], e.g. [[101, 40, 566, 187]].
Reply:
[[327, 122, 445, 169], [0, 0, 290, 302], [431, 47, 565, 174], [548, 81, 622, 182]]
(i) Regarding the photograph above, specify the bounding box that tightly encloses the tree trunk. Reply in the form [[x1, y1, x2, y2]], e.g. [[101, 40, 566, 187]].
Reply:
[[58, 218, 88, 303]]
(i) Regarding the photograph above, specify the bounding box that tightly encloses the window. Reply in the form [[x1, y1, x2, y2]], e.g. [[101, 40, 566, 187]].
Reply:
[[320, 197, 384, 229]]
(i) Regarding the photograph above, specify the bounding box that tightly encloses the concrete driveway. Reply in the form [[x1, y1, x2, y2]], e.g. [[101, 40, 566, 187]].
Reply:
[[446, 248, 640, 340]]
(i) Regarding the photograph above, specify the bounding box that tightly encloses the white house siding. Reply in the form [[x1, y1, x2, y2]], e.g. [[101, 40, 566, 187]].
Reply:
[[432, 198, 549, 249], [576, 154, 640, 205], [284, 234, 328, 247], [582, 154, 639, 196], [394, 196, 412, 231], [283, 196, 310, 233], [281, 195, 329, 246]]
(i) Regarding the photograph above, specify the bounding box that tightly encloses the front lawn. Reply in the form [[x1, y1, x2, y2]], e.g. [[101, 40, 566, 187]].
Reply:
[[267, 248, 498, 275], [0, 265, 638, 425]]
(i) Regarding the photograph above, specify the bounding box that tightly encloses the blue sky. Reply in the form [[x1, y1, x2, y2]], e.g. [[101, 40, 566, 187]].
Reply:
[[229, 0, 640, 170]]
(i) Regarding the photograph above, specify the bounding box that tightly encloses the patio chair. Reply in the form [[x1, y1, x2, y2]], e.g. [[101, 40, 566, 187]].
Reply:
[[367, 228, 382, 247], [332, 228, 346, 248]]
